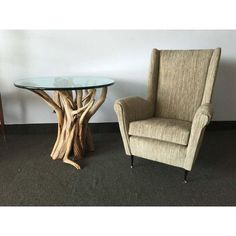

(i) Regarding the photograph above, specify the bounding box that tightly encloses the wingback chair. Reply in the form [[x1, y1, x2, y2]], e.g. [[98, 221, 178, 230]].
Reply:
[[114, 48, 221, 182]]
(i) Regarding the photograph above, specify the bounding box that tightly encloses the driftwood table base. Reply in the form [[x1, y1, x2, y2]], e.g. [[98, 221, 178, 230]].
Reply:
[[31, 87, 107, 170]]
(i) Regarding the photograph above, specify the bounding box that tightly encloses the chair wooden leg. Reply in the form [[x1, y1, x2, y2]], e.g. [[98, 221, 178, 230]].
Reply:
[[131, 155, 134, 168], [184, 170, 189, 183], [0, 94, 6, 140]]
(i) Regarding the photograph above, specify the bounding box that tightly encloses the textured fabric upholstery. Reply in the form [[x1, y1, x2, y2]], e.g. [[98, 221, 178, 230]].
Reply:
[[184, 103, 213, 170], [114, 48, 221, 171], [114, 96, 153, 155], [129, 118, 191, 146], [155, 50, 213, 121], [202, 49, 222, 104], [130, 136, 186, 168], [147, 49, 160, 109]]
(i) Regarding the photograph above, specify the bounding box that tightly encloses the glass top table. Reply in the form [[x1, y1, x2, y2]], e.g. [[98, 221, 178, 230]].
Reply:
[[14, 76, 115, 170], [14, 76, 114, 90]]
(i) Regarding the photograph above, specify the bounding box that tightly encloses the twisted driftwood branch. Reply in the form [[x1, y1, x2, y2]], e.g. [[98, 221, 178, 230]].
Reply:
[[30, 87, 108, 170]]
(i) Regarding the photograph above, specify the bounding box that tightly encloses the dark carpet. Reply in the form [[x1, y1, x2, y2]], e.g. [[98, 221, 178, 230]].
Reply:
[[0, 129, 236, 206]]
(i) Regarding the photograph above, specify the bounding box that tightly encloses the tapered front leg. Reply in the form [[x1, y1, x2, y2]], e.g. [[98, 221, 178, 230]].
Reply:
[[184, 170, 189, 183], [131, 155, 134, 168]]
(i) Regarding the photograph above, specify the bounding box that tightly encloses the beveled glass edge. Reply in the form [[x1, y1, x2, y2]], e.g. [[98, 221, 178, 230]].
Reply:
[[14, 80, 115, 91]]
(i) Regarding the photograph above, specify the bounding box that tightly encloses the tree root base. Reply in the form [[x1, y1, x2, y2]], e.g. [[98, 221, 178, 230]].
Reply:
[[32, 87, 107, 170]]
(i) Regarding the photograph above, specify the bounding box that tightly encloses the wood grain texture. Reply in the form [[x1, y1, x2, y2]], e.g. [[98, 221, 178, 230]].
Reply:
[[31, 87, 107, 169]]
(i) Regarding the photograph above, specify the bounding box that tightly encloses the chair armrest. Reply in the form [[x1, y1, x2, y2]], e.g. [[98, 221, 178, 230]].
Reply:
[[114, 96, 153, 123], [184, 103, 213, 170], [114, 96, 153, 155], [192, 103, 213, 128]]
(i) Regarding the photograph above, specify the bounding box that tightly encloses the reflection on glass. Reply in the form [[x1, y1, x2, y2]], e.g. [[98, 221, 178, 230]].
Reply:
[[14, 76, 114, 90]]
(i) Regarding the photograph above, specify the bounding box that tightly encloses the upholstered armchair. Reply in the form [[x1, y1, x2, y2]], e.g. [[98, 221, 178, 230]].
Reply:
[[114, 48, 221, 182]]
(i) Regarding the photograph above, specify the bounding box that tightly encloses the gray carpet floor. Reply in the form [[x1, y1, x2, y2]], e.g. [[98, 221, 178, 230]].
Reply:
[[0, 130, 236, 206]]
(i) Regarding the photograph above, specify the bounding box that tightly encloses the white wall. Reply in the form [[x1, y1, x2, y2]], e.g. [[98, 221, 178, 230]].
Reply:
[[0, 30, 235, 124]]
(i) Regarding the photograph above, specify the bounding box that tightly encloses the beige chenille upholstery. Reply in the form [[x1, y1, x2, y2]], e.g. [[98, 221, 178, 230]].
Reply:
[[114, 48, 221, 172], [129, 118, 191, 146]]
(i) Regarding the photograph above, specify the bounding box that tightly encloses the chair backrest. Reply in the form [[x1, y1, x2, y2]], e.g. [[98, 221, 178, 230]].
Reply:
[[147, 48, 221, 121]]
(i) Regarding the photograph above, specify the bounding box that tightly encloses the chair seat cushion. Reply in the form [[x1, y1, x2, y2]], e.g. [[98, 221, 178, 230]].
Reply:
[[128, 117, 192, 146]]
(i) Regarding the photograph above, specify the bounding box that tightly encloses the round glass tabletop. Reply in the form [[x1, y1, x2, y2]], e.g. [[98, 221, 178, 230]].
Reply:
[[14, 76, 114, 90]]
